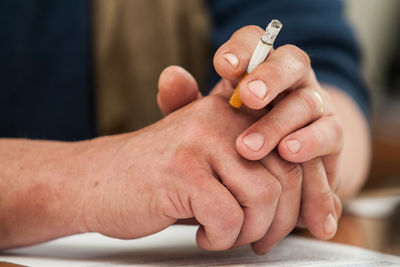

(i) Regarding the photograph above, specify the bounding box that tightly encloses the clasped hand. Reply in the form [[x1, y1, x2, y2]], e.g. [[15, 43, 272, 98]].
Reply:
[[80, 26, 343, 255], [157, 26, 344, 253]]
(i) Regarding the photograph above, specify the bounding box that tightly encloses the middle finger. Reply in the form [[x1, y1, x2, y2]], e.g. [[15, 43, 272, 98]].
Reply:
[[236, 86, 332, 161]]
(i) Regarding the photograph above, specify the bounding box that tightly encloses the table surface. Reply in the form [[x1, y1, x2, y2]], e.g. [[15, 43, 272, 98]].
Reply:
[[1, 188, 399, 267], [297, 187, 400, 256]]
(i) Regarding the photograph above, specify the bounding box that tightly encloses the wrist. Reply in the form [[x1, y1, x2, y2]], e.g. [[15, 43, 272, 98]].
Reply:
[[0, 139, 90, 248]]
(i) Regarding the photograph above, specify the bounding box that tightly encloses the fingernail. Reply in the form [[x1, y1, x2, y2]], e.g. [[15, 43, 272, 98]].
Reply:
[[248, 80, 267, 100], [243, 132, 264, 152], [223, 53, 239, 68], [286, 139, 302, 154], [324, 214, 337, 237]]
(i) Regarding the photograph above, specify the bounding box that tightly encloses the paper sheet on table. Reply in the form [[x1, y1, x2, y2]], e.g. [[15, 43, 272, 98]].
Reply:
[[1, 225, 400, 267]]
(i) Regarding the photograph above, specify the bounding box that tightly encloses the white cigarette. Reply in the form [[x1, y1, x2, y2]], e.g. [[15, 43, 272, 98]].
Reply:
[[229, 20, 282, 108], [247, 19, 282, 73]]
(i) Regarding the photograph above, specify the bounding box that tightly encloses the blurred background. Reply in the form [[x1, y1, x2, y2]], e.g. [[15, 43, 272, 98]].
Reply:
[[36, 0, 398, 256], [345, 0, 400, 190], [96, 0, 400, 190], [342, 0, 400, 255], [92, 0, 400, 254]]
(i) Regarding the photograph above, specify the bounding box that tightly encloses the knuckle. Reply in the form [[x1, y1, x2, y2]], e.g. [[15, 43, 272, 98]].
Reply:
[[268, 114, 286, 137], [316, 188, 333, 205], [296, 89, 321, 118], [202, 95, 227, 110], [254, 178, 282, 204], [310, 126, 324, 148], [222, 206, 244, 231], [282, 44, 311, 70], [183, 116, 215, 141], [175, 144, 198, 159], [198, 95, 240, 127], [265, 63, 285, 82], [330, 116, 344, 148], [169, 143, 204, 179], [269, 177, 283, 197], [279, 162, 303, 191], [195, 95, 228, 117]]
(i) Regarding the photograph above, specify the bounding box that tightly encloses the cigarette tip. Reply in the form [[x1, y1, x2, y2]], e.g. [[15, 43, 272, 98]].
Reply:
[[270, 19, 282, 29], [261, 19, 282, 45]]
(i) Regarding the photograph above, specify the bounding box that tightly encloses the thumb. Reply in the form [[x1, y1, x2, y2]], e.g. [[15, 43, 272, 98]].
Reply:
[[157, 65, 201, 116]]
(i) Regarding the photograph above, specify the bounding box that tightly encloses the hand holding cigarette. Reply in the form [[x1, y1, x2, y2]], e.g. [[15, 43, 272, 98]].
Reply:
[[214, 23, 345, 247], [158, 23, 352, 254]]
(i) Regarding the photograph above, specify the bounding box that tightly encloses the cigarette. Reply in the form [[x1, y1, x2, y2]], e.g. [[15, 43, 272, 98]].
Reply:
[[229, 19, 282, 109]]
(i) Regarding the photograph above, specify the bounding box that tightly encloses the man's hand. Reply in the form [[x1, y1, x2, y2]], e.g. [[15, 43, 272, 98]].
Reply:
[[212, 26, 346, 241], [0, 83, 300, 254], [82, 81, 304, 253], [156, 28, 353, 252], [158, 66, 308, 253]]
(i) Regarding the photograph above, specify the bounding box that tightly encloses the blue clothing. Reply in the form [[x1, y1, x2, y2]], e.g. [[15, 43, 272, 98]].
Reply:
[[0, 1, 94, 140], [0, 0, 369, 141], [207, 0, 369, 117]]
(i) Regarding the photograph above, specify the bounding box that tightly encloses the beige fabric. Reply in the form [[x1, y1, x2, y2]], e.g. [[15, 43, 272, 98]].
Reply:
[[93, 0, 211, 135]]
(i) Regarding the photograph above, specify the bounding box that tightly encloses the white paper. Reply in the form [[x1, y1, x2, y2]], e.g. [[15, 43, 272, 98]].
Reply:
[[1, 225, 400, 266]]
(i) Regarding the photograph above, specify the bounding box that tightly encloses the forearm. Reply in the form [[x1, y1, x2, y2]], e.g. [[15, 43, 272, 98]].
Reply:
[[0, 139, 88, 250], [324, 86, 371, 201]]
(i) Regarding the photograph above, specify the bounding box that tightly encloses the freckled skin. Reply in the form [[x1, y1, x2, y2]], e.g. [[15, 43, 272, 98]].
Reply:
[[0, 26, 370, 255], [0, 92, 275, 252]]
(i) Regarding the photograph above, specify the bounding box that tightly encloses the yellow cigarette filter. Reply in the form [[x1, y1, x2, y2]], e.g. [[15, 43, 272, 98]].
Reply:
[[229, 72, 248, 109]]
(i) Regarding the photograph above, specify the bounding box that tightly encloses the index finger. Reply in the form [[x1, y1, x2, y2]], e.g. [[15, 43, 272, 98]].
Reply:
[[214, 26, 314, 109], [214, 25, 265, 80]]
